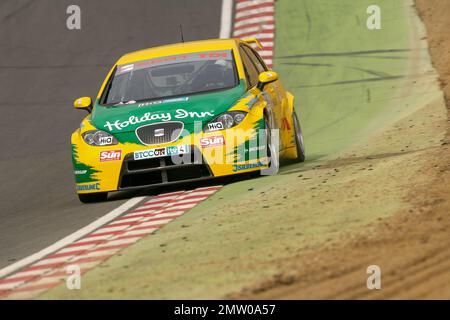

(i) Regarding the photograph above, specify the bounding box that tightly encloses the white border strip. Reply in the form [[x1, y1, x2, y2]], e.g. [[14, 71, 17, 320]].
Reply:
[[0, 197, 145, 279], [219, 0, 233, 38]]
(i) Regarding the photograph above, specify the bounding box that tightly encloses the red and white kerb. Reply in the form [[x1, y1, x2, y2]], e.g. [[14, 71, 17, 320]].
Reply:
[[233, 0, 275, 68], [0, 186, 222, 299]]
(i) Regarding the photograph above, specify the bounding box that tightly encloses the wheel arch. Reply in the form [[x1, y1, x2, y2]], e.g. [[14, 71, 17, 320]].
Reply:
[[286, 91, 297, 115]]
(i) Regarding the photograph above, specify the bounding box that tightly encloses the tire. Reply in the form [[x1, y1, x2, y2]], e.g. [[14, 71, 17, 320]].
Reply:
[[292, 111, 306, 162], [78, 192, 108, 203]]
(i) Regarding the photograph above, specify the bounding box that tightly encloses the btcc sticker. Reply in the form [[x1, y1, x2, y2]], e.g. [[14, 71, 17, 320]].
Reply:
[[134, 145, 190, 160], [77, 183, 100, 191], [100, 150, 122, 162], [207, 122, 224, 132], [200, 135, 225, 148]]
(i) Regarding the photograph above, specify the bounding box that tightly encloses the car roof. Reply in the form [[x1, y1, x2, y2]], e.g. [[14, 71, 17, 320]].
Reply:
[[116, 38, 241, 65]]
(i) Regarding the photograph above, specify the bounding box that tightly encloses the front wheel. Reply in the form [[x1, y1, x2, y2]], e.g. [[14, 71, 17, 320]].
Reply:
[[292, 111, 305, 162], [78, 192, 108, 203], [261, 116, 279, 175]]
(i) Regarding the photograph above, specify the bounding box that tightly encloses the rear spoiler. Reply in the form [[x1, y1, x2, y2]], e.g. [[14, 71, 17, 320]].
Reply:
[[242, 37, 263, 49]]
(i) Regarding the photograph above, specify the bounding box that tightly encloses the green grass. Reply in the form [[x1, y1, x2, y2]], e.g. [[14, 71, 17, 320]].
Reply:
[[275, 0, 410, 159]]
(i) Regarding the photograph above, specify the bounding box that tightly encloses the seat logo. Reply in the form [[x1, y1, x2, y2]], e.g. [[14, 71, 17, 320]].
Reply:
[[154, 128, 165, 137]]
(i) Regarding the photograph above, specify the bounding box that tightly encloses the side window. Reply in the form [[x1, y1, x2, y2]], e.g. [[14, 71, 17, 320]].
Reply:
[[239, 46, 259, 87], [242, 45, 267, 73]]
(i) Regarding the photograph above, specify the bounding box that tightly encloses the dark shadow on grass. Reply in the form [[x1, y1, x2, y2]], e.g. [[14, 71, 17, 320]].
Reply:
[[296, 75, 405, 88], [280, 62, 334, 67]]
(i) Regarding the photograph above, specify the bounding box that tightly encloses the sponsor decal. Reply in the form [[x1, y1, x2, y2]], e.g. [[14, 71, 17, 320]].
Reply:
[[98, 136, 114, 146], [166, 145, 189, 156], [114, 100, 136, 106], [104, 109, 214, 131], [200, 135, 225, 148], [72, 144, 100, 183], [134, 148, 166, 160], [138, 97, 189, 108], [232, 161, 267, 172], [248, 145, 266, 152], [77, 183, 100, 191], [207, 122, 224, 132], [100, 150, 122, 162], [134, 145, 189, 160]]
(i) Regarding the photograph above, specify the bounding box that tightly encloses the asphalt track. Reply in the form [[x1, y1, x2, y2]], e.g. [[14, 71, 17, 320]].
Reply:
[[0, 0, 223, 269]]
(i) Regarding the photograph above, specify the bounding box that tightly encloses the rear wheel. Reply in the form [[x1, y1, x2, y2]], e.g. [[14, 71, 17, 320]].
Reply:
[[250, 116, 279, 177], [78, 192, 108, 203], [292, 111, 305, 162]]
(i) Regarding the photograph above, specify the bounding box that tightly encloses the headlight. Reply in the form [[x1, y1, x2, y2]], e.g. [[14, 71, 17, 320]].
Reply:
[[205, 111, 247, 132], [82, 130, 118, 146]]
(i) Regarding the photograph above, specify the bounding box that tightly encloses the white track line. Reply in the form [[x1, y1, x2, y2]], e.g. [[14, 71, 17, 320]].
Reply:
[[220, 0, 233, 39], [0, 196, 145, 279]]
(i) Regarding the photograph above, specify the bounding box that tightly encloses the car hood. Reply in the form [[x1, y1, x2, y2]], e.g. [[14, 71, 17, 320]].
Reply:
[[91, 81, 247, 134]]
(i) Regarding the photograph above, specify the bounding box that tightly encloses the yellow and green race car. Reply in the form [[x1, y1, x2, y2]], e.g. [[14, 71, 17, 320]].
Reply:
[[71, 38, 305, 203]]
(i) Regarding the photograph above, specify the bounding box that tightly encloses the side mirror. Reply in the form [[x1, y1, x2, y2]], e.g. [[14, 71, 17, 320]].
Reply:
[[74, 97, 93, 113], [257, 71, 278, 91]]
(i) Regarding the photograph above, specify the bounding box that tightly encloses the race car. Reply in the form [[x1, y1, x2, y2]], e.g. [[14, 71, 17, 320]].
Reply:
[[71, 38, 305, 203]]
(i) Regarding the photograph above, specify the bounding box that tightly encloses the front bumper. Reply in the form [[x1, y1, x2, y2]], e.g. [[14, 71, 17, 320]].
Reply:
[[72, 117, 270, 194], [117, 146, 213, 190]]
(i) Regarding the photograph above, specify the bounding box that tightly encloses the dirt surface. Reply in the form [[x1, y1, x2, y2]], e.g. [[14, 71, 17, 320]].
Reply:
[[416, 0, 450, 106], [234, 0, 450, 299]]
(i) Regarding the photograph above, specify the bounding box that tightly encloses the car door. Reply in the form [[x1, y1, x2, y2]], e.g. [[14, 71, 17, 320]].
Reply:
[[240, 44, 289, 149]]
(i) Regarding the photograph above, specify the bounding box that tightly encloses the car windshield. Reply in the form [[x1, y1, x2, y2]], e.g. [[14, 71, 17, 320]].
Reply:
[[101, 50, 237, 105]]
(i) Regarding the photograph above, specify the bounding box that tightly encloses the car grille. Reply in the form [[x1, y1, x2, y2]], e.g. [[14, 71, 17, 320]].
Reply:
[[136, 122, 183, 145], [118, 146, 212, 189]]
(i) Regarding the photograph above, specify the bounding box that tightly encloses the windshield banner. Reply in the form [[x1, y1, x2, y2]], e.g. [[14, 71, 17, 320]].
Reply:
[[116, 50, 232, 76]]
